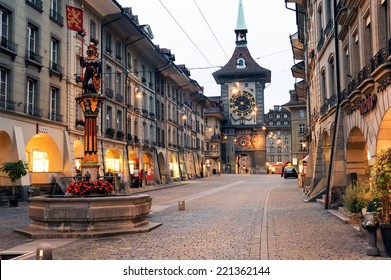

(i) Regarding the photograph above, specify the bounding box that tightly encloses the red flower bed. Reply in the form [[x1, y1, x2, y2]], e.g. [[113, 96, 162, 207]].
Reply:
[[66, 180, 114, 196]]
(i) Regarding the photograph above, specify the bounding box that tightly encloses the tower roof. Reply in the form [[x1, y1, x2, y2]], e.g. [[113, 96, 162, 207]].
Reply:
[[212, 46, 271, 84], [235, 0, 246, 31], [212, 0, 270, 84]]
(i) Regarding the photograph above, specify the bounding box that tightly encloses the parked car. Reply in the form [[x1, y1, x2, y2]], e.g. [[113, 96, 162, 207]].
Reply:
[[283, 167, 298, 179]]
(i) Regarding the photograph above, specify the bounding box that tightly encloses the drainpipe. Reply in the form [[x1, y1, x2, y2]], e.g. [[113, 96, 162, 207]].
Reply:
[[324, 0, 342, 210]]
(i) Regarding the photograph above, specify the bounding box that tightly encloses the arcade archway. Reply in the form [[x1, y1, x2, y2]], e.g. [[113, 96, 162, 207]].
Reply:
[[346, 127, 369, 183]]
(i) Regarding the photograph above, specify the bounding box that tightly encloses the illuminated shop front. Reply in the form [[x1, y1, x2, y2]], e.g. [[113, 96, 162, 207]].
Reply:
[[105, 148, 123, 173]]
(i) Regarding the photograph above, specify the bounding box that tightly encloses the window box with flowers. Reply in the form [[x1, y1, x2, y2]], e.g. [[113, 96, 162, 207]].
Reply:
[[106, 127, 115, 138], [116, 130, 124, 140], [75, 119, 85, 129]]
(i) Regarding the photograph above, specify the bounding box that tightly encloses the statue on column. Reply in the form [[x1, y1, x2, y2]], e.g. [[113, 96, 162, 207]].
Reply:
[[80, 38, 101, 95]]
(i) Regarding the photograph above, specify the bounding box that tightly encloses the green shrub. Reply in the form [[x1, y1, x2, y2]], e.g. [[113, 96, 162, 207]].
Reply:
[[342, 180, 370, 214]]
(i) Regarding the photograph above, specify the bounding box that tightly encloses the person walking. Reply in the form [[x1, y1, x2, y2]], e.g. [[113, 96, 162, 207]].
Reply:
[[139, 169, 144, 188]]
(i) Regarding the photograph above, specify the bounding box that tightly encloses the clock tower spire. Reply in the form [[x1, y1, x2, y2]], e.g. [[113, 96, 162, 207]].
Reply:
[[212, 0, 271, 174], [235, 0, 247, 46]]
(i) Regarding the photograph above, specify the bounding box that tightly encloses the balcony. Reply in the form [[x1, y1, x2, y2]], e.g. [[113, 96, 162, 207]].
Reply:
[[370, 46, 391, 84], [205, 150, 220, 159], [115, 93, 124, 103], [324, 19, 334, 38], [294, 80, 306, 99], [105, 127, 115, 138], [0, 99, 15, 111], [0, 38, 18, 60], [328, 94, 337, 108], [105, 88, 114, 98], [50, 9, 64, 26], [290, 32, 305, 60], [317, 32, 325, 53], [49, 61, 64, 80], [320, 103, 328, 116], [335, 1, 347, 25], [25, 50, 43, 71], [116, 130, 124, 141], [48, 112, 63, 123], [26, 0, 43, 12], [357, 65, 374, 95], [291, 61, 305, 79], [25, 106, 42, 117]]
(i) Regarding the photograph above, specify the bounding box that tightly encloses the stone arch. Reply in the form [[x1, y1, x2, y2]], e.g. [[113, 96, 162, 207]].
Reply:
[[25, 133, 63, 173], [105, 148, 123, 173], [376, 107, 391, 155], [73, 140, 84, 172], [128, 150, 137, 175], [0, 130, 16, 185], [236, 153, 251, 174], [142, 152, 154, 184], [322, 129, 330, 177], [169, 153, 180, 179], [158, 152, 166, 177], [346, 127, 369, 183]]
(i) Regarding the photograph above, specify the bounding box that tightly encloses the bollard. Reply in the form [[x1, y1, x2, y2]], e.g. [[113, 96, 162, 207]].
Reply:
[[36, 243, 53, 260], [178, 200, 185, 211], [364, 225, 380, 256]]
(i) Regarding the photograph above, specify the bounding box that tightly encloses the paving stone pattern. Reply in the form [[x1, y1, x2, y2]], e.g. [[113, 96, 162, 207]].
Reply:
[[0, 175, 389, 260]]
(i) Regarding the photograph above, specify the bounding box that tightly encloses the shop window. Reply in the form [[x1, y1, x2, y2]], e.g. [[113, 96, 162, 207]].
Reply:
[[32, 151, 49, 172]]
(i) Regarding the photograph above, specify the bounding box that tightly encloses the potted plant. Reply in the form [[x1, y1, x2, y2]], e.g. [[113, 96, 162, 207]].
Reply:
[[0, 160, 29, 207], [342, 179, 370, 224], [371, 148, 391, 257]]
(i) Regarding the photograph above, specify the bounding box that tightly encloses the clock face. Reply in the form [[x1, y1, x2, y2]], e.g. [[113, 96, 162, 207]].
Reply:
[[229, 91, 256, 116]]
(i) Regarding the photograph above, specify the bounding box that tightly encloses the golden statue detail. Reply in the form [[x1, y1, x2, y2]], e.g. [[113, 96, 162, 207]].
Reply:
[[80, 38, 101, 94]]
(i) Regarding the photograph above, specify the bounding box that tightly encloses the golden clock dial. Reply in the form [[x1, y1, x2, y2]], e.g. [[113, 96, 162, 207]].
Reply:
[[229, 91, 256, 116]]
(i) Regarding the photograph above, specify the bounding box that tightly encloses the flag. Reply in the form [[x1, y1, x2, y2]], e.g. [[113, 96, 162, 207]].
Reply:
[[66, 5, 83, 32]]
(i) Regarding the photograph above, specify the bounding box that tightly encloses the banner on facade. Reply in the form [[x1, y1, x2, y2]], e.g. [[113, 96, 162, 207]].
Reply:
[[66, 5, 83, 32]]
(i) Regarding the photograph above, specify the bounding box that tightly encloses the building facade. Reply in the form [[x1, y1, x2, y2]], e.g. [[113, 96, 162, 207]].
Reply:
[[265, 105, 292, 173], [288, 0, 391, 208], [0, 0, 209, 197]]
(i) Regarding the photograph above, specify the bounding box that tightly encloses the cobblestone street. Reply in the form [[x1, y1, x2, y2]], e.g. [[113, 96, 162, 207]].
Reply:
[[0, 174, 389, 260]]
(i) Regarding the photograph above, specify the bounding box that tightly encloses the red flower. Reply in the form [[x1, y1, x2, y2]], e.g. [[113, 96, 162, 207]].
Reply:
[[66, 180, 114, 196]]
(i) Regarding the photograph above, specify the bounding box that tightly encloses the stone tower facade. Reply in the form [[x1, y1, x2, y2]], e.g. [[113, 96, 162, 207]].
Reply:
[[212, 0, 271, 174]]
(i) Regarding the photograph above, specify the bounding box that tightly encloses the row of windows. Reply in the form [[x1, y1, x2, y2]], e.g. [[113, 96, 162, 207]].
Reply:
[[1, 6, 63, 74], [0, 68, 60, 121]]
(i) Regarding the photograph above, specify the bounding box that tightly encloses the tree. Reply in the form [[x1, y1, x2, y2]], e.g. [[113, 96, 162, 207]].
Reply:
[[0, 160, 29, 200]]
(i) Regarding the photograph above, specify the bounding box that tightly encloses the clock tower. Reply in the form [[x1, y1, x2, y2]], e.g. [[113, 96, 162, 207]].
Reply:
[[212, 0, 271, 174]]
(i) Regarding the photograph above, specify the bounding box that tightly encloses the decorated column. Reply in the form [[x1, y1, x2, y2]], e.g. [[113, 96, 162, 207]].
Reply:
[[75, 38, 105, 182]]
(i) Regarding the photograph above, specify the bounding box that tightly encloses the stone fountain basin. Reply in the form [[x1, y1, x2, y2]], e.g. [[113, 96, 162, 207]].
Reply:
[[14, 194, 161, 238]]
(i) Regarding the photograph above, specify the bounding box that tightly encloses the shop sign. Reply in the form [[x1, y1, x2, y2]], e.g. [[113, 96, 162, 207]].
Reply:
[[359, 94, 377, 115], [36, 123, 49, 134]]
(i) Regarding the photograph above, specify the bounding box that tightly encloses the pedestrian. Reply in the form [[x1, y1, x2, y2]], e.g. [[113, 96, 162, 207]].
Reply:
[[134, 169, 139, 188], [105, 169, 114, 184], [139, 169, 144, 188]]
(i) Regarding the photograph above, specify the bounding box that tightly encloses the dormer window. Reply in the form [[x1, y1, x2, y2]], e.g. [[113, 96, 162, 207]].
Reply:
[[236, 58, 246, 69]]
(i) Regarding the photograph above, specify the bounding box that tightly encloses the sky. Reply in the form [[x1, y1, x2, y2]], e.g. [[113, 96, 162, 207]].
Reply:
[[117, 0, 298, 112]]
